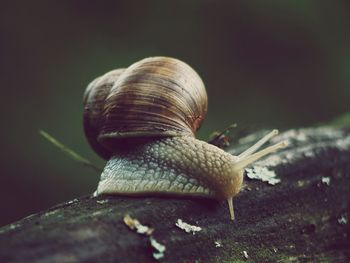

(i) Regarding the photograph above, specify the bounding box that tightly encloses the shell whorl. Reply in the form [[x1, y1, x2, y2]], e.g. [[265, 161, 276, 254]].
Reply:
[[83, 69, 125, 159], [98, 57, 208, 149]]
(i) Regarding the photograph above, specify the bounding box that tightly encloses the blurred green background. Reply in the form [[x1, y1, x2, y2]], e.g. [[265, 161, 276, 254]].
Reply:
[[1, 0, 349, 226]]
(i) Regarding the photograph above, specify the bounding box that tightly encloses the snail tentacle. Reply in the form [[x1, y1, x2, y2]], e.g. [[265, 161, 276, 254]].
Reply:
[[238, 129, 279, 159], [234, 141, 287, 171]]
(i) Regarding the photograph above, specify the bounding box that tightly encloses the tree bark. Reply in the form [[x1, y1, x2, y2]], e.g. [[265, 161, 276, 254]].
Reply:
[[0, 127, 349, 263]]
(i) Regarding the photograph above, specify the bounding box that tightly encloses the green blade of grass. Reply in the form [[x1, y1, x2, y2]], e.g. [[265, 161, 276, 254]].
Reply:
[[208, 123, 237, 143], [39, 130, 102, 173]]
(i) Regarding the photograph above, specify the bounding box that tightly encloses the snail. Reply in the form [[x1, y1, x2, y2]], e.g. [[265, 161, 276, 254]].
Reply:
[[83, 57, 287, 220]]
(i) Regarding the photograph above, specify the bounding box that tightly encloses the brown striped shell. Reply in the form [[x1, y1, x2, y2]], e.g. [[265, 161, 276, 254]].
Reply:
[[83, 57, 208, 159], [83, 69, 125, 159]]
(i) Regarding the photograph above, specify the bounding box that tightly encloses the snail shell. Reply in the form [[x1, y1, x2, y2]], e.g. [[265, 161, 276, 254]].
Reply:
[[83, 68, 125, 159], [83, 57, 286, 220], [98, 57, 208, 150]]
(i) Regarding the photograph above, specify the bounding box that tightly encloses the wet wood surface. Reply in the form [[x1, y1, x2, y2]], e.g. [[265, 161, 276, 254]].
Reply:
[[0, 127, 349, 262]]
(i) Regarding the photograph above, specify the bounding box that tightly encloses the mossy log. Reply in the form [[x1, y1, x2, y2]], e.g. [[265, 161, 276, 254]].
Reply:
[[0, 127, 349, 262]]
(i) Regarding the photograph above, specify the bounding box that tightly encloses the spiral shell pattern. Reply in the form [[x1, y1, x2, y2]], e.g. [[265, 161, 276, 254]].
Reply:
[[83, 57, 208, 157]]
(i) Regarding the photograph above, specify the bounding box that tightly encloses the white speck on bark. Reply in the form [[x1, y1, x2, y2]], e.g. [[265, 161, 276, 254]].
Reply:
[[150, 236, 166, 260], [338, 214, 348, 225], [175, 219, 202, 234], [96, 200, 109, 204], [321, 177, 331, 186], [214, 241, 222, 247], [243, 250, 249, 259], [123, 214, 154, 236]]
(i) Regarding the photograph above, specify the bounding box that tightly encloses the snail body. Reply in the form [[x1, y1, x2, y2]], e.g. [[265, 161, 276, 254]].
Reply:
[[97, 136, 242, 200], [83, 57, 286, 220]]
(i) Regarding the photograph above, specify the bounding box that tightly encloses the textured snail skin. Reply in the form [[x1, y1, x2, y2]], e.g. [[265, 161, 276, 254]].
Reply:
[[96, 136, 243, 200]]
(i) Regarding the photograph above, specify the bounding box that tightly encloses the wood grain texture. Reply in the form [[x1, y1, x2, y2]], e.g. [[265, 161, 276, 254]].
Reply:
[[0, 127, 349, 263]]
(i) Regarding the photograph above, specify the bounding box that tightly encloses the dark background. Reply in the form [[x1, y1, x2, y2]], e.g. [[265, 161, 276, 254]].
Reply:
[[1, 0, 349, 226]]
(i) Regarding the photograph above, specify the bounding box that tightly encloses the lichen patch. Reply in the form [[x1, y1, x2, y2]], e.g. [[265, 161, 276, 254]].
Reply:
[[245, 166, 281, 185]]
